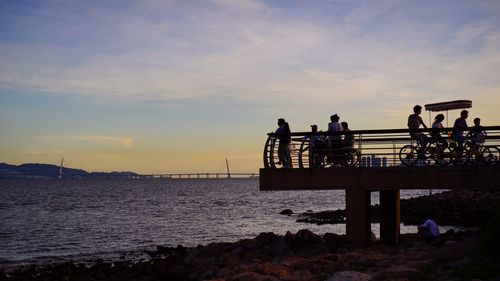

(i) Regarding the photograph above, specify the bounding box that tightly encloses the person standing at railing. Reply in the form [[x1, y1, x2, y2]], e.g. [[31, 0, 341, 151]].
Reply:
[[308, 124, 324, 168], [328, 114, 343, 165], [408, 105, 428, 157], [275, 118, 292, 168], [341, 122, 354, 149]]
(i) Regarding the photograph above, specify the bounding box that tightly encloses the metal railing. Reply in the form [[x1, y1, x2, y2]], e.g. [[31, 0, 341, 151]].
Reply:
[[263, 126, 500, 169]]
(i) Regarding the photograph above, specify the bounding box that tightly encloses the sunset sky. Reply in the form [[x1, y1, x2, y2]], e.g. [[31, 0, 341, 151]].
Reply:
[[1, 0, 500, 173]]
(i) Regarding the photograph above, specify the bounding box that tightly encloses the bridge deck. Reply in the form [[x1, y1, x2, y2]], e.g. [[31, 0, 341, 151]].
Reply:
[[260, 166, 500, 191]]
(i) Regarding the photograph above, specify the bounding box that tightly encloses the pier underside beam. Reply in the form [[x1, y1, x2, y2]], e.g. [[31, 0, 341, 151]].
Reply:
[[346, 189, 371, 245], [379, 190, 400, 246], [259, 167, 500, 191]]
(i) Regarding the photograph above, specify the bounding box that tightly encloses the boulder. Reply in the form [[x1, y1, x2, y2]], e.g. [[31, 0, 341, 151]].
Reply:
[[280, 209, 294, 215], [254, 232, 280, 249], [266, 237, 293, 257]]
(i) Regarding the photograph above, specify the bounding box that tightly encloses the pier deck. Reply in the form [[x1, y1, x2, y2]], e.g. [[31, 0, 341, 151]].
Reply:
[[259, 126, 500, 246]]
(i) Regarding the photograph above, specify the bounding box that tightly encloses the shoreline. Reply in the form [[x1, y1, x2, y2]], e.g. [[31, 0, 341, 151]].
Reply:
[[294, 189, 500, 228], [2, 229, 499, 281]]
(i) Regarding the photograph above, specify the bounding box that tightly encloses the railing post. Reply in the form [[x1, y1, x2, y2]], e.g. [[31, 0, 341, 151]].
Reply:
[[358, 133, 363, 163], [393, 140, 396, 167]]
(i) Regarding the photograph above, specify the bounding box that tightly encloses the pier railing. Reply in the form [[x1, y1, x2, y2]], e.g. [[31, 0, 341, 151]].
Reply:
[[263, 126, 500, 168]]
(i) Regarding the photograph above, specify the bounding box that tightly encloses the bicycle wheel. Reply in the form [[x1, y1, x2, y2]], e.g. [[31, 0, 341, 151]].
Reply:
[[399, 145, 417, 166], [423, 145, 437, 166], [434, 146, 453, 166], [464, 146, 483, 166], [342, 149, 359, 167], [481, 146, 500, 165]]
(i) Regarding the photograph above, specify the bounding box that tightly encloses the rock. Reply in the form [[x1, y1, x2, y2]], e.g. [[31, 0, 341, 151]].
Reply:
[[444, 240, 457, 246], [199, 268, 216, 280], [280, 209, 294, 215], [257, 264, 293, 280], [326, 270, 372, 281], [230, 271, 278, 281], [267, 237, 292, 257], [254, 232, 280, 249], [296, 229, 322, 244], [403, 259, 433, 271], [371, 266, 422, 281]]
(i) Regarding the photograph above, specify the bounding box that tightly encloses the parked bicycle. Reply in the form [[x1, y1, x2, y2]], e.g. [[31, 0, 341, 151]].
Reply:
[[299, 138, 361, 168]]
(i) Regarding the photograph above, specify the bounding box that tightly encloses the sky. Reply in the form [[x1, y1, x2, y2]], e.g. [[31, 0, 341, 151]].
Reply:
[[1, 0, 500, 174]]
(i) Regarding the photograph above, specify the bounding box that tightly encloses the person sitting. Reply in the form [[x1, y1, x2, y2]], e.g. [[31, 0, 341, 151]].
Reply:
[[451, 110, 468, 149], [469, 117, 486, 147], [407, 105, 428, 157], [418, 216, 440, 243], [430, 114, 448, 148], [469, 117, 487, 159]]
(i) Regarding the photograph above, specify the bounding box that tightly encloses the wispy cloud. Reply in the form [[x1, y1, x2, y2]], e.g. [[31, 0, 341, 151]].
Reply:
[[2, 0, 500, 126], [69, 135, 135, 147], [17, 149, 65, 155], [1, 0, 499, 112], [38, 135, 136, 147]]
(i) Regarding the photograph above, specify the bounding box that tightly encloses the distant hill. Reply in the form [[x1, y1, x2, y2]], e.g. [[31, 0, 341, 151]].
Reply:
[[0, 163, 138, 179]]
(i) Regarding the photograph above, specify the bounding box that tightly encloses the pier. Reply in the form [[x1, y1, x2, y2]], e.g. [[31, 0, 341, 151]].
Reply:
[[259, 126, 500, 246]]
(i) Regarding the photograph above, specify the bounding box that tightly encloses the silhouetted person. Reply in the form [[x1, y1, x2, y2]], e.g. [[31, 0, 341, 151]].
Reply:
[[341, 121, 354, 149], [469, 117, 486, 146], [275, 118, 291, 168], [451, 110, 468, 148], [328, 114, 343, 165], [408, 105, 428, 156], [431, 114, 447, 146], [309, 124, 322, 151], [308, 124, 323, 168]]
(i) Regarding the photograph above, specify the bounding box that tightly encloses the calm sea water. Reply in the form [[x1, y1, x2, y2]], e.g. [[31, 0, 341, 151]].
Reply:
[[0, 178, 439, 266]]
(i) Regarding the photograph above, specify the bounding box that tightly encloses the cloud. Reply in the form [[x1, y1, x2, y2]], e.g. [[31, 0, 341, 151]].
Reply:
[[69, 135, 136, 147], [37, 134, 135, 147], [17, 149, 65, 155], [1, 0, 500, 117]]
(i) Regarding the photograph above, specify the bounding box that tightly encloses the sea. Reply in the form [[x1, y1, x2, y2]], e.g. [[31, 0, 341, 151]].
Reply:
[[0, 178, 446, 267]]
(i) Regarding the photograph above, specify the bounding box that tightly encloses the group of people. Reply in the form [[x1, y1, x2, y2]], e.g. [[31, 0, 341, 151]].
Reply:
[[408, 105, 486, 157], [275, 105, 487, 168], [275, 114, 354, 168]]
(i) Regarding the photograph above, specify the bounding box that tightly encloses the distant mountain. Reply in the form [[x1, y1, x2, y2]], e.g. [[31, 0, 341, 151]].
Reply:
[[0, 163, 138, 179]]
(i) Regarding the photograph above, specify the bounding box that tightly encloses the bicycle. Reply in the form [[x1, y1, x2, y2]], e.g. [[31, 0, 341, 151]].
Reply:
[[299, 138, 361, 168], [399, 142, 432, 166]]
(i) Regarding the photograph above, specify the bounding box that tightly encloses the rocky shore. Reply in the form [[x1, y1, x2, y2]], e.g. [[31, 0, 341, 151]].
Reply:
[[1, 229, 499, 281], [1, 189, 499, 281], [294, 189, 500, 227]]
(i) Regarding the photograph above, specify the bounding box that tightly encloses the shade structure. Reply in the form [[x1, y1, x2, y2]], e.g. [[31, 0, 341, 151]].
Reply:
[[424, 100, 472, 112]]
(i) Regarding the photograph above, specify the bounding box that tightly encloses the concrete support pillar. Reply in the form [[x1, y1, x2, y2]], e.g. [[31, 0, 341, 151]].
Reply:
[[379, 190, 400, 246], [345, 189, 371, 245]]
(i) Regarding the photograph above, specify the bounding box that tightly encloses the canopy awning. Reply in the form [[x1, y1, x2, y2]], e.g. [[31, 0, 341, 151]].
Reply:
[[424, 100, 472, 112]]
